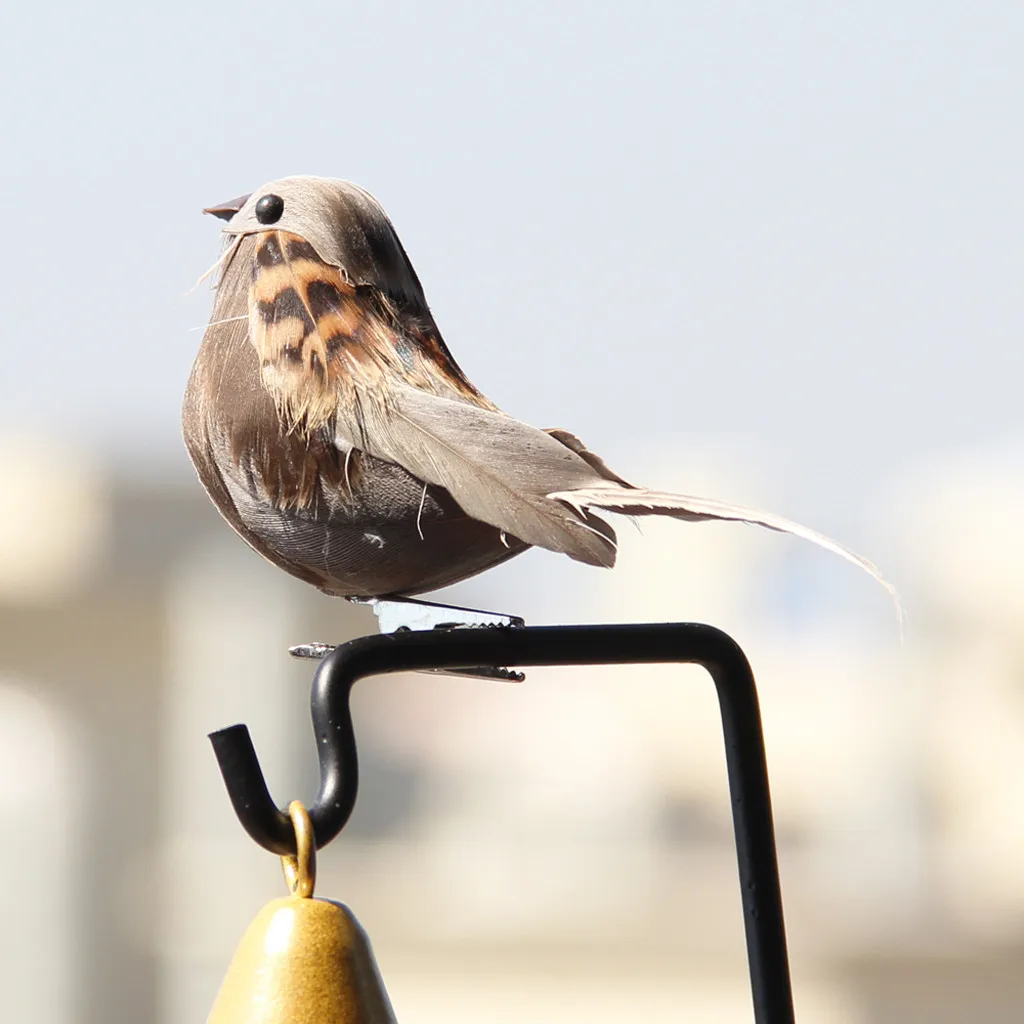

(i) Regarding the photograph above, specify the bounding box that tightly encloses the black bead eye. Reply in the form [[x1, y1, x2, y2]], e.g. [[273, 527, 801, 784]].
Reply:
[[255, 194, 284, 225]]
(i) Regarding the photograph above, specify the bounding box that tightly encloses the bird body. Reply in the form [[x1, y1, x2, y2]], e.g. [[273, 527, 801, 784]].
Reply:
[[184, 177, 893, 604]]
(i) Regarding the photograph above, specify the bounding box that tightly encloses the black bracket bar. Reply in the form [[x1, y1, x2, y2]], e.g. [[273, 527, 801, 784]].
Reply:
[[209, 622, 795, 1024]]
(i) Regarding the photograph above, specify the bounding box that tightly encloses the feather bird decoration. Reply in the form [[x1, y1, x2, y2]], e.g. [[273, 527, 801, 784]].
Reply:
[[183, 177, 898, 617]]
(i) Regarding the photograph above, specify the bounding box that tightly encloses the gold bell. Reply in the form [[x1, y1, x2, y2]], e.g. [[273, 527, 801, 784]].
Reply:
[[208, 802, 396, 1023]]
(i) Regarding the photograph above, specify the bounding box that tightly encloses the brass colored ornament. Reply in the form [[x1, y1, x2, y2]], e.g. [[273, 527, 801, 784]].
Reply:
[[208, 802, 396, 1023]]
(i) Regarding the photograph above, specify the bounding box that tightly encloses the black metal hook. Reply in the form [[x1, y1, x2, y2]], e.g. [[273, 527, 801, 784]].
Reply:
[[209, 622, 795, 1024]]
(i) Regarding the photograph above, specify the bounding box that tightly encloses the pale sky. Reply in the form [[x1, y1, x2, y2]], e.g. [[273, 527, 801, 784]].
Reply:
[[1, 1, 1021, 542]]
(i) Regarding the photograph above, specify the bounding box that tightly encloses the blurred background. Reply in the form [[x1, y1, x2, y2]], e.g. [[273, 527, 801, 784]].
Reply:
[[1, 2, 1023, 1021]]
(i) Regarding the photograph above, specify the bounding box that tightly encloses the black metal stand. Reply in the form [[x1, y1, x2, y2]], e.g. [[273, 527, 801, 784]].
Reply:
[[210, 622, 795, 1024]]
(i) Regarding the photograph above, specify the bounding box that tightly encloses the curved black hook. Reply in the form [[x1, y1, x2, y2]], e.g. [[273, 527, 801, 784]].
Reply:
[[209, 647, 361, 857], [209, 622, 794, 1024]]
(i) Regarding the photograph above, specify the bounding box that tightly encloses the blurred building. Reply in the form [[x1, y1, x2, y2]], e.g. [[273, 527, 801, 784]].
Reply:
[[0, 437, 1022, 1023]]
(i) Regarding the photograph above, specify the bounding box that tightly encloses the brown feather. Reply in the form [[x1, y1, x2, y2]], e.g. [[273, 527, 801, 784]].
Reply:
[[545, 428, 635, 486]]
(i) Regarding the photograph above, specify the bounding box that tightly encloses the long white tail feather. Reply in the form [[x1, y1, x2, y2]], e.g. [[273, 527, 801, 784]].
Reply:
[[549, 485, 904, 625]]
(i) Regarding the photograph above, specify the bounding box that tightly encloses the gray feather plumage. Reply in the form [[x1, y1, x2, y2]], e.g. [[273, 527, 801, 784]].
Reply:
[[335, 383, 619, 566]]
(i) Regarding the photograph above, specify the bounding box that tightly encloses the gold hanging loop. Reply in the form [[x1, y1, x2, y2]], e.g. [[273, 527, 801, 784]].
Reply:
[[280, 800, 317, 898]]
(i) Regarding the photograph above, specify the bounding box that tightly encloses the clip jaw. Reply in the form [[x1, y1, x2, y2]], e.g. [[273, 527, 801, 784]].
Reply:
[[289, 596, 526, 681]]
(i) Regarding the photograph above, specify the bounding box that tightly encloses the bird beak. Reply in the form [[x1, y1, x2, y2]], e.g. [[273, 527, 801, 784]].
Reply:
[[203, 194, 251, 221]]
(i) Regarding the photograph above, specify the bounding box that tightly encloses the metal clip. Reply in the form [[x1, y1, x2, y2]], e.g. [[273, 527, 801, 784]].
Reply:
[[290, 596, 526, 681]]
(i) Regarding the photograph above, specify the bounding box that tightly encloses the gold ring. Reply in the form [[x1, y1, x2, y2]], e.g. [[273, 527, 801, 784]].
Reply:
[[280, 800, 317, 898]]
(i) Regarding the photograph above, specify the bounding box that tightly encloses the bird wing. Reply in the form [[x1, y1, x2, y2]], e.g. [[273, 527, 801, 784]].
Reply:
[[333, 383, 618, 565]]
